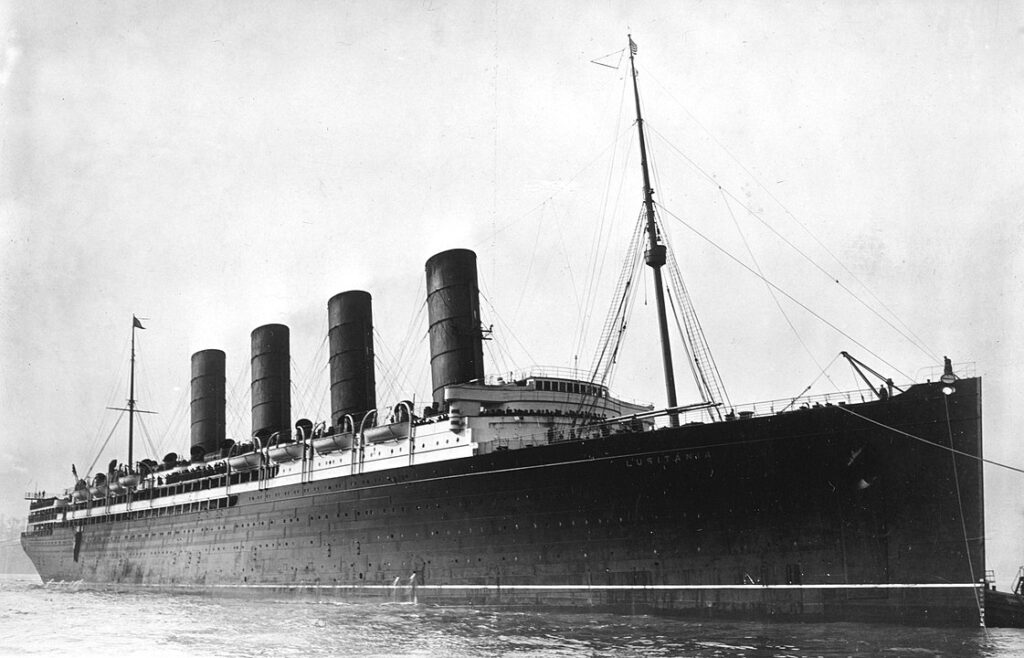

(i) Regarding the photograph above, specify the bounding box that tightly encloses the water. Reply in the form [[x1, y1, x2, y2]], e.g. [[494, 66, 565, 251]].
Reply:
[[3, 575, 1024, 657]]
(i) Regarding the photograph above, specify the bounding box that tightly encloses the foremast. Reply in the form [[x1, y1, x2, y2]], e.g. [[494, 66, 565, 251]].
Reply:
[[108, 315, 147, 469], [628, 35, 678, 424], [128, 315, 143, 466]]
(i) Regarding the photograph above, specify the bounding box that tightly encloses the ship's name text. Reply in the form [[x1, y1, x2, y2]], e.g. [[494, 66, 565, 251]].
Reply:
[[625, 451, 711, 467]]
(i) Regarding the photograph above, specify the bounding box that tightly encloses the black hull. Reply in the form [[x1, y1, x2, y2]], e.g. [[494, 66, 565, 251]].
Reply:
[[23, 379, 985, 625]]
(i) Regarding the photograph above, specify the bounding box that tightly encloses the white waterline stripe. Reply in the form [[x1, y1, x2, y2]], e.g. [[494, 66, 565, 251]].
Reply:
[[127, 582, 982, 591]]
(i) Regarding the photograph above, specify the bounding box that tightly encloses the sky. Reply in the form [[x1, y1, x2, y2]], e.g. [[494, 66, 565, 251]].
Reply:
[[1, 1, 1022, 584]]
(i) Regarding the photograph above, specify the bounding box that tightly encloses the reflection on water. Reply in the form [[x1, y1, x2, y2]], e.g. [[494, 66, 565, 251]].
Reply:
[[1, 574, 1022, 657]]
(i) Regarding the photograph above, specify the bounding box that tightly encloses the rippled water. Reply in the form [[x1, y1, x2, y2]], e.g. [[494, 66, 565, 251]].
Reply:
[[3, 574, 1024, 657]]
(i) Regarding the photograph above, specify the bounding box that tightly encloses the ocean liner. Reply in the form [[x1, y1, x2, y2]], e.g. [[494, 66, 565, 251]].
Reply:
[[21, 39, 997, 626]]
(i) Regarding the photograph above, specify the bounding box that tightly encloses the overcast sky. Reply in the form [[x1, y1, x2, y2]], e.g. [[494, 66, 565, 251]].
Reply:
[[2, 1, 1022, 583]]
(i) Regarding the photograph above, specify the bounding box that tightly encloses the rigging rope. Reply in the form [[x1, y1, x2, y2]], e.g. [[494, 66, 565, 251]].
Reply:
[[720, 188, 840, 394], [589, 210, 646, 386], [157, 383, 192, 455], [944, 394, 986, 627], [780, 352, 844, 412], [664, 287, 716, 420], [392, 292, 428, 381], [657, 203, 915, 382], [84, 413, 125, 476], [374, 327, 414, 403], [471, 125, 636, 250], [574, 75, 633, 362], [135, 414, 160, 461], [640, 69, 940, 362], [225, 363, 250, 440], [836, 405, 1024, 476], [479, 288, 539, 368], [646, 125, 939, 364], [661, 221, 731, 412], [83, 339, 131, 463], [291, 333, 329, 420], [512, 200, 550, 320]]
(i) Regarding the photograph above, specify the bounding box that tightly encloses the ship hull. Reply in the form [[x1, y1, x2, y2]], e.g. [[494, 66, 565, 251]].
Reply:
[[23, 379, 984, 625]]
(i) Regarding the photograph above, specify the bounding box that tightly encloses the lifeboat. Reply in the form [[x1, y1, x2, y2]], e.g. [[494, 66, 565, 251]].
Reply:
[[54, 497, 69, 509], [267, 441, 305, 464], [71, 488, 88, 502], [227, 451, 262, 472], [361, 403, 413, 444], [363, 422, 409, 444], [89, 484, 108, 498], [312, 431, 353, 455], [118, 473, 141, 489], [107, 479, 126, 495]]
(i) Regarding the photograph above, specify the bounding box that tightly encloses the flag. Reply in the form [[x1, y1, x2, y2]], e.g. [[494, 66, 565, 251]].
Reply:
[[629, 36, 638, 55], [133, 315, 146, 330]]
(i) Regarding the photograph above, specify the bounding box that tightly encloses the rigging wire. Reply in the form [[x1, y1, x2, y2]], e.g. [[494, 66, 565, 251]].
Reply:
[[479, 287, 539, 369], [837, 404, 1024, 476], [664, 287, 710, 411], [479, 273, 535, 376], [576, 131, 637, 363], [374, 327, 414, 403], [661, 225, 731, 412], [720, 188, 841, 393], [646, 125, 939, 365], [84, 413, 125, 476], [391, 280, 427, 380], [511, 200, 550, 320], [82, 338, 131, 463], [135, 414, 161, 461], [573, 74, 634, 360], [589, 47, 627, 70], [657, 203, 914, 382], [291, 333, 329, 420], [780, 352, 844, 412], [471, 125, 637, 251], [944, 394, 986, 628], [589, 210, 647, 386], [483, 339, 509, 380], [641, 68, 940, 362], [630, 80, 730, 413], [225, 363, 250, 440], [552, 206, 584, 321], [157, 383, 192, 455], [373, 352, 398, 406]]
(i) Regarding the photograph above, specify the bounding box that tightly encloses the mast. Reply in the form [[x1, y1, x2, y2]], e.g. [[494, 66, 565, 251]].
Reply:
[[128, 315, 144, 467], [628, 35, 678, 424]]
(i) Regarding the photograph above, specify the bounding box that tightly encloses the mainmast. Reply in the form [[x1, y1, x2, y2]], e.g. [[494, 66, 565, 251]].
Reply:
[[628, 35, 678, 423]]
